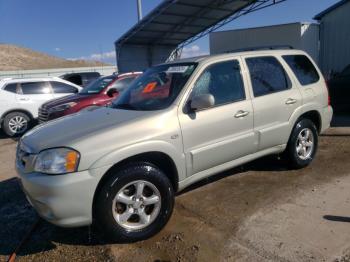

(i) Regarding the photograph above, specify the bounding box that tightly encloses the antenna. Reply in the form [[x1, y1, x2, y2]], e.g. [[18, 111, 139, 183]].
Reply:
[[137, 0, 143, 21]]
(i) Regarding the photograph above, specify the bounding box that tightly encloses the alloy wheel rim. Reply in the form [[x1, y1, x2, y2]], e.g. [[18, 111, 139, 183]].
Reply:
[[112, 180, 161, 231], [8, 116, 28, 134], [296, 128, 314, 160]]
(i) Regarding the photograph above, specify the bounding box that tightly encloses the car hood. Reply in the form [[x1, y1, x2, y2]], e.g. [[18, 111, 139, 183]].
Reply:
[[21, 107, 153, 153], [42, 93, 99, 108]]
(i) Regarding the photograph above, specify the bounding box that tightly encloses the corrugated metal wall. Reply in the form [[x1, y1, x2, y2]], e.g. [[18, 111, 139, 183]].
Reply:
[[319, 1, 350, 75], [210, 23, 319, 64]]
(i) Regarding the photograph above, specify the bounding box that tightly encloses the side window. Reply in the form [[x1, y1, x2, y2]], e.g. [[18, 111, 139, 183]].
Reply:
[[191, 60, 245, 107], [110, 77, 136, 92], [3, 83, 18, 94], [51, 81, 78, 94], [283, 55, 320, 85], [20, 82, 51, 95], [246, 56, 291, 97]]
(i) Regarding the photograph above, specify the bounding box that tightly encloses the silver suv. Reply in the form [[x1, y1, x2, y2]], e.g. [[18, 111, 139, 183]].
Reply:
[[16, 50, 332, 242]]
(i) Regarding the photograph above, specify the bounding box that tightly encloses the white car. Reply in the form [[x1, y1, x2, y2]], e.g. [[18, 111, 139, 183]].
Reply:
[[0, 77, 81, 136]]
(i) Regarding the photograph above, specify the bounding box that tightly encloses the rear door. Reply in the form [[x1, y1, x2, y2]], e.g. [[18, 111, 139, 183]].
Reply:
[[17, 81, 54, 118], [50, 81, 79, 98], [243, 55, 302, 151]]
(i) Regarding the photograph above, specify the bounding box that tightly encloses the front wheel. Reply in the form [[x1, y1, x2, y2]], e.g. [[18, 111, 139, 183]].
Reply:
[[94, 162, 174, 242], [285, 119, 318, 169]]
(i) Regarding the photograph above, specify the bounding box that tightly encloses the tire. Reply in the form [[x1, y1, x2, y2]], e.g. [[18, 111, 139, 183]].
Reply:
[[94, 162, 174, 242], [2, 112, 31, 137], [285, 119, 318, 169]]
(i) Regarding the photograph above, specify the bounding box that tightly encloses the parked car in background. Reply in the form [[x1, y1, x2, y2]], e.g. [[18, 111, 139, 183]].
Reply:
[[17, 49, 332, 242], [60, 72, 100, 87], [328, 64, 350, 112], [0, 77, 81, 136], [39, 72, 141, 123]]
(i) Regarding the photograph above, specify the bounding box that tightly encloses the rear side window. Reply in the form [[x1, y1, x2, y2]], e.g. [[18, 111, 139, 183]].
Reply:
[[3, 83, 17, 94], [110, 77, 136, 92], [20, 82, 51, 95], [283, 55, 320, 85], [191, 60, 245, 106], [50, 81, 78, 94], [246, 56, 291, 97]]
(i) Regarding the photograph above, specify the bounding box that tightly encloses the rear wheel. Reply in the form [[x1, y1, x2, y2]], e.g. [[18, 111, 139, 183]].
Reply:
[[94, 162, 174, 242], [285, 119, 318, 169], [2, 112, 31, 137]]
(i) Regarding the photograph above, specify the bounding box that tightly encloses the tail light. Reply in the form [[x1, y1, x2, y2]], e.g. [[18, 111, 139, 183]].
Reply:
[[325, 80, 331, 106]]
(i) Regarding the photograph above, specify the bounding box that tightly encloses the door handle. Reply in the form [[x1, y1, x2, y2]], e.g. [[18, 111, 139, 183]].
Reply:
[[234, 110, 249, 118], [285, 98, 297, 105], [19, 98, 30, 101]]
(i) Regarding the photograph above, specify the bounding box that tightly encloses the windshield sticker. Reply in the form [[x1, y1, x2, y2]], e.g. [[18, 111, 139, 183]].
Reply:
[[166, 66, 189, 73], [142, 82, 157, 93]]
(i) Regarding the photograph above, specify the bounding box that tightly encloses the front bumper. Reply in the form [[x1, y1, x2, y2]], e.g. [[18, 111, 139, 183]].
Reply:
[[16, 164, 110, 227]]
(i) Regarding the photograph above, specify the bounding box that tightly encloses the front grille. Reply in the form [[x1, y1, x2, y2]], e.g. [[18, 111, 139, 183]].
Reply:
[[38, 106, 49, 123], [16, 142, 35, 173]]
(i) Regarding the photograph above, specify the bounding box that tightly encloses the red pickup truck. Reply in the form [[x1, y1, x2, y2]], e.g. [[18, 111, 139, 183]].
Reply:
[[38, 72, 141, 123]]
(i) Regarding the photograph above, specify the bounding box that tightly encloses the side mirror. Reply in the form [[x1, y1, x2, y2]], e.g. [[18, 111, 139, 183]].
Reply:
[[107, 88, 118, 97], [190, 94, 215, 111]]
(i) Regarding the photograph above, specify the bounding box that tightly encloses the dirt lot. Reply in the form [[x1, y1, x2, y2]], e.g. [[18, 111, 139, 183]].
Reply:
[[1, 126, 350, 262]]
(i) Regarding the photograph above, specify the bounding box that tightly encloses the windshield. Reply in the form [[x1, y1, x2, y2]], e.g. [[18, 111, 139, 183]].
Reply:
[[79, 75, 115, 94], [112, 63, 197, 111]]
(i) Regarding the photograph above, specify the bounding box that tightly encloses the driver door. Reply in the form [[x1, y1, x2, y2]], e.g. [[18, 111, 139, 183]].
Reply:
[[178, 59, 255, 176]]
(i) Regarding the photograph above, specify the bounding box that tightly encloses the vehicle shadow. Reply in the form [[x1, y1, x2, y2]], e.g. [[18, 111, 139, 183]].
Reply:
[[323, 215, 350, 223], [179, 155, 288, 195], [0, 155, 288, 257], [0, 178, 108, 258], [0, 130, 20, 142]]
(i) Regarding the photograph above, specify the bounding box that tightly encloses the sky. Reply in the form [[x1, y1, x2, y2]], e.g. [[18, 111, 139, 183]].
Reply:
[[0, 0, 341, 64]]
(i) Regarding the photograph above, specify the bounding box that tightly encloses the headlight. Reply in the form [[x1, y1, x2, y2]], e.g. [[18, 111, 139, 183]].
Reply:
[[34, 148, 80, 174], [49, 102, 77, 113]]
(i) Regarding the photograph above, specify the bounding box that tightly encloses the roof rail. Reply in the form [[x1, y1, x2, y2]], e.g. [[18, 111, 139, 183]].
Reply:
[[224, 45, 294, 53]]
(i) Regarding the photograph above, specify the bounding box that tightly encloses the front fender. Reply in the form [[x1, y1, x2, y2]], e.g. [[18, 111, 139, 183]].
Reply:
[[89, 140, 187, 182]]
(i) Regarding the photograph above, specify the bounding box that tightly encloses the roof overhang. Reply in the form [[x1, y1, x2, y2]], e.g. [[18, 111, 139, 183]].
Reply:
[[314, 0, 349, 20], [115, 0, 286, 72]]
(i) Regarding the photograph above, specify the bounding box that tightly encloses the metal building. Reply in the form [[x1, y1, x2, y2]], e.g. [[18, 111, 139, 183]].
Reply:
[[209, 22, 320, 63], [314, 0, 350, 75], [114, 0, 286, 73]]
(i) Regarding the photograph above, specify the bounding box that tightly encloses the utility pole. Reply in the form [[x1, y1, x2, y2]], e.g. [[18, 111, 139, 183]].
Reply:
[[137, 0, 143, 21]]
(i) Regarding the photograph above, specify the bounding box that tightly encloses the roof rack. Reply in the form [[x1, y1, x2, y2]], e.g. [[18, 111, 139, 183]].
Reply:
[[225, 45, 294, 53]]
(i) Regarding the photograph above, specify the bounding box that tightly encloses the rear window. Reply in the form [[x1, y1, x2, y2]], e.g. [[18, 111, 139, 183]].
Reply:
[[80, 76, 115, 94], [246, 56, 291, 97], [283, 55, 320, 86], [20, 82, 51, 95], [110, 77, 136, 92], [3, 83, 17, 94]]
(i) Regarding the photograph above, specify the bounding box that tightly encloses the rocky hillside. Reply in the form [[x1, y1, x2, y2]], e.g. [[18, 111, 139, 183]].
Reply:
[[0, 44, 109, 71]]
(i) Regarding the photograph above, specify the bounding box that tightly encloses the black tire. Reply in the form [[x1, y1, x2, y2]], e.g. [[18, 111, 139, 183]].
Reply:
[[94, 162, 174, 243], [285, 119, 318, 169], [2, 112, 31, 137]]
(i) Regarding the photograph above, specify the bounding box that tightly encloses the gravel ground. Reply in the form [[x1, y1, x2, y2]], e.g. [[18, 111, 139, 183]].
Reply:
[[0, 126, 350, 262]]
